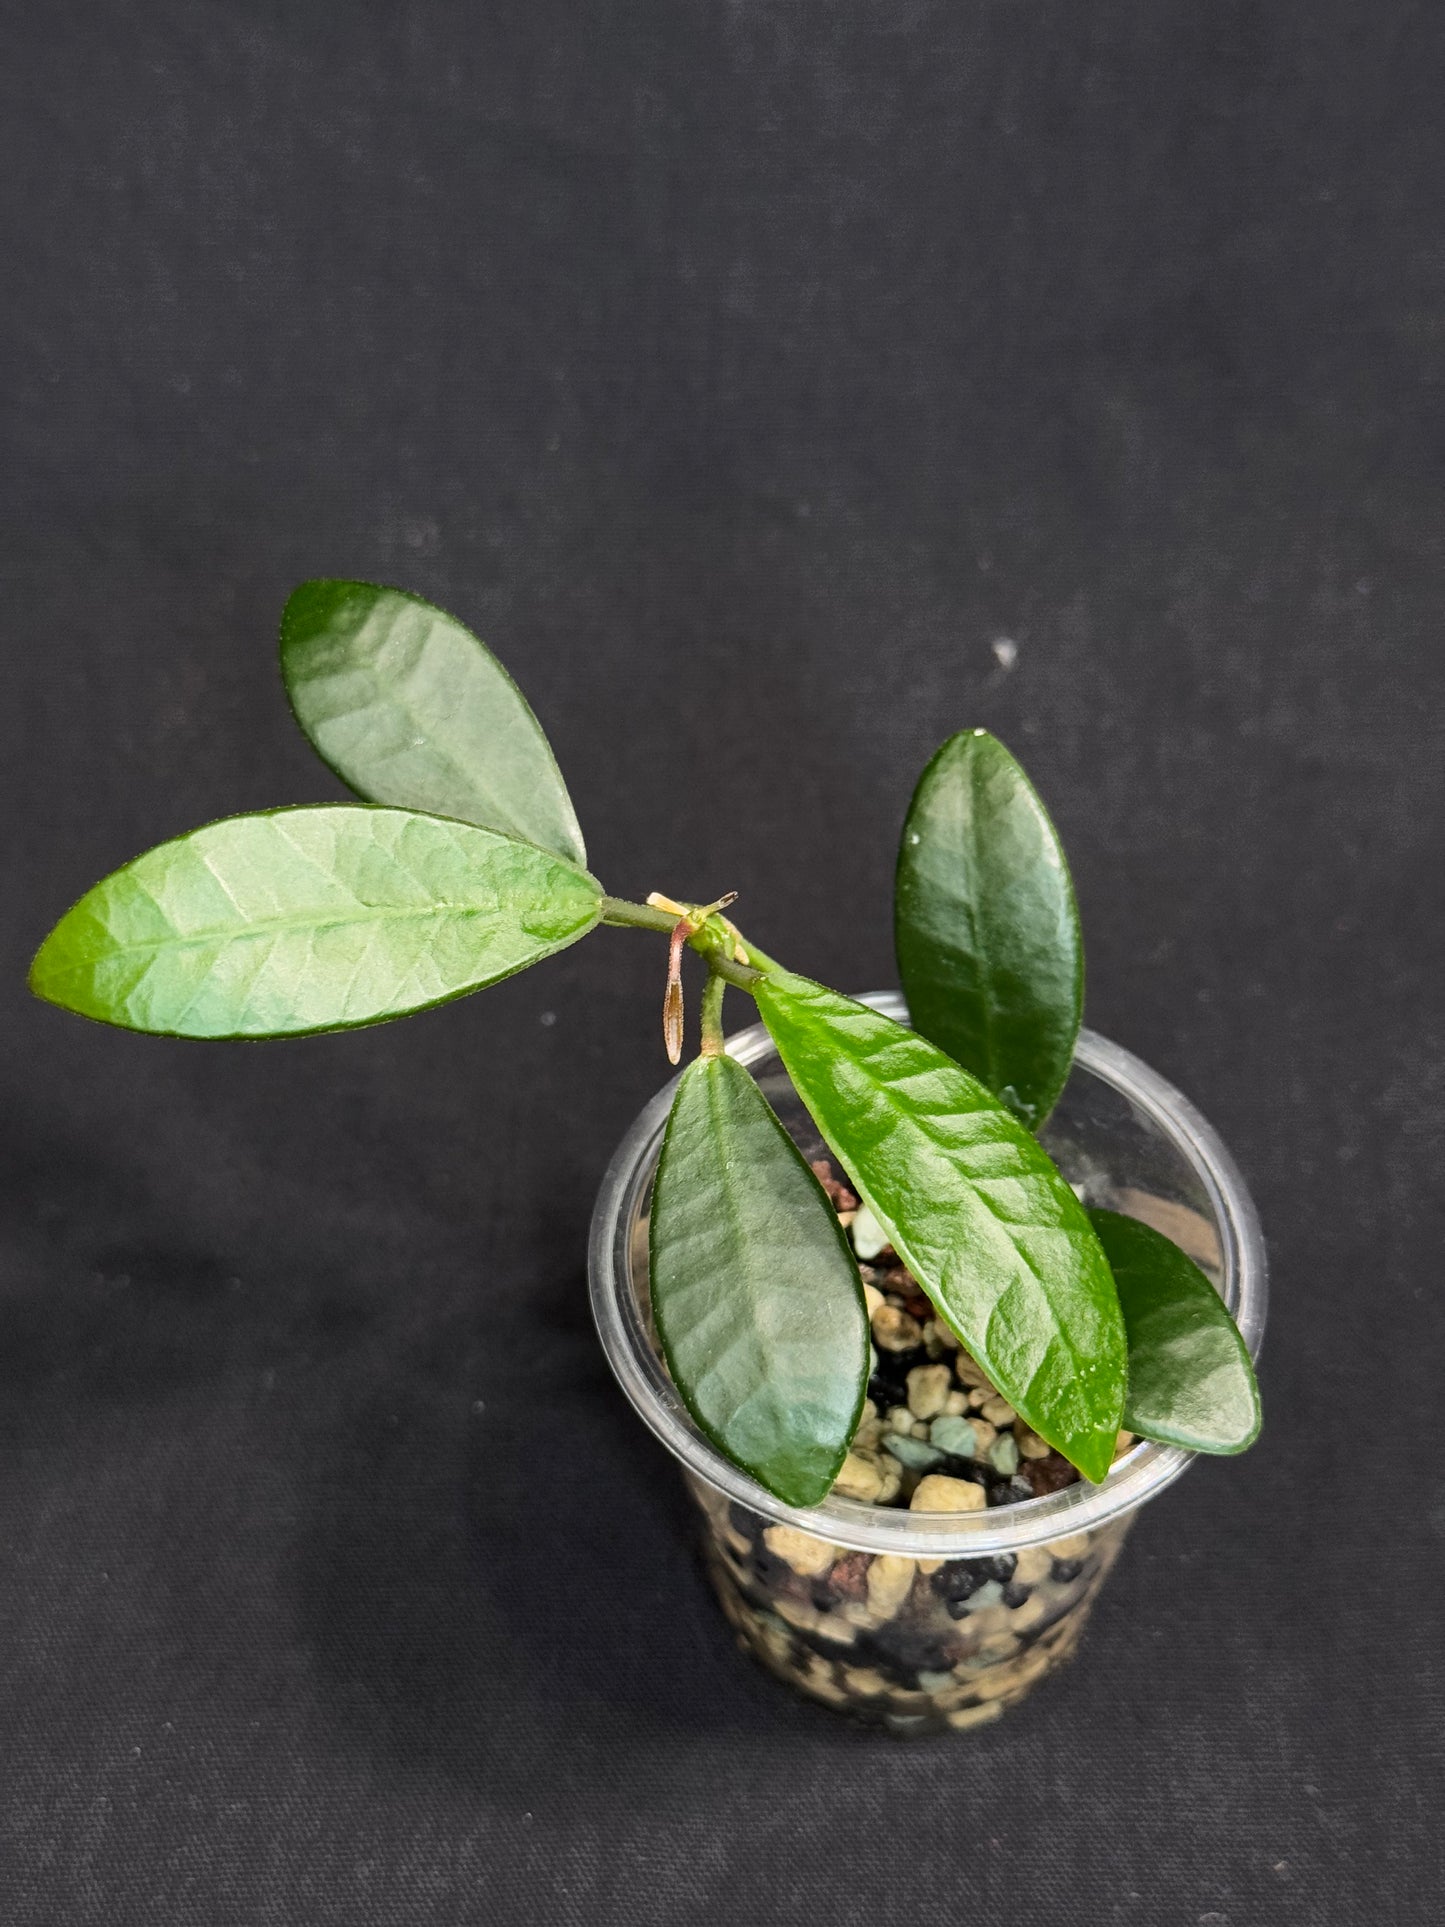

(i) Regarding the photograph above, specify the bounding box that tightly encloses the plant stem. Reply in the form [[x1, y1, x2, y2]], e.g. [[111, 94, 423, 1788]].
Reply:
[[699, 970, 727, 1055], [599, 895, 765, 990], [599, 896, 676, 933]]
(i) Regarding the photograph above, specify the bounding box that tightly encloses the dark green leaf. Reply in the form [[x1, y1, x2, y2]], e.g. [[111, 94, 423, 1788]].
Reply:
[[895, 730, 1083, 1128], [650, 1050, 870, 1508], [754, 970, 1125, 1483], [280, 580, 587, 865], [1089, 1207, 1261, 1454], [29, 806, 601, 1038]]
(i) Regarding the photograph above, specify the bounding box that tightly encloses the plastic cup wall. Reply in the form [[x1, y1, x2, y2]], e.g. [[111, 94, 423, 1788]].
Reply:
[[589, 997, 1266, 1730]]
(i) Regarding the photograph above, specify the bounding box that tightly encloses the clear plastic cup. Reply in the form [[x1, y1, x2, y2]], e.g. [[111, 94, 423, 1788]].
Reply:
[[589, 996, 1266, 1734]]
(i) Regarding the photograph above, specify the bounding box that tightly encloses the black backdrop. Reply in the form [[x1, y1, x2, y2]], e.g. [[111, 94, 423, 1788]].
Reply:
[[4, 4, 1442, 1923]]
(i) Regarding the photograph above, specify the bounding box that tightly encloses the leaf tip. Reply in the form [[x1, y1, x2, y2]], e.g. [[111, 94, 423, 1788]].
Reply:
[[26, 945, 55, 1008], [279, 576, 352, 653], [27, 916, 74, 1010], [766, 1462, 839, 1510], [1074, 1429, 1123, 1487]]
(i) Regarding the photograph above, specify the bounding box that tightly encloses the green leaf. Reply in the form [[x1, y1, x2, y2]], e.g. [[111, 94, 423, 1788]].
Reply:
[[280, 580, 587, 865], [754, 970, 1125, 1483], [1088, 1208, 1261, 1454], [895, 729, 1083, 1128], [29, 806, 601, 1038], [649, 1050, 870, 1508]]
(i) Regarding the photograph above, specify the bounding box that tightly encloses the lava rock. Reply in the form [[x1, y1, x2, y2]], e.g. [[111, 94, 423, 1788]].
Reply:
[[932, 1563, 986, 1604], [936, 1456, 991, 1489], [931, 1552, 1017, 1604], [818, 1552, 870, 1605], [751, 1546, 795, 1591], [728, 1503, 758, 1541], [871, 1621, 959, 1675], [1022, 1452, 1078, 1497], [810, 1158, 858, 1213]]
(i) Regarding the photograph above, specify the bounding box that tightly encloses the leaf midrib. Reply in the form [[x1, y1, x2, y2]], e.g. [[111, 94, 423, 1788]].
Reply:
[[776, 995, 1104, 1396], [304, 633, 582, 855], [319, 675, 531, 822], [696, 1064, 802, 1429], [42, 899, 535, 974], [907, 745, 1003, 1090], [961, 739, 1003, 1093]]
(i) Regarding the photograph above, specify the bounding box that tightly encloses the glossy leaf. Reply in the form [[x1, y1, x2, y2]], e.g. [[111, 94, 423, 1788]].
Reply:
[[280, 580, 587, 865], [1089, 1207, 1261, 1454], [29, 806, 601, 1038], [649, 1050, 870, 1507], [895, 730, 1083, 1128], [754, 970, 1126, 1483]]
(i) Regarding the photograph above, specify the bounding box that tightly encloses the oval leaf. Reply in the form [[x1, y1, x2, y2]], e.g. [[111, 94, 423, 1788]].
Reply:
[[650, 1051, 870, 1508], [895, 730, 1083, 1128], [754, 971, 1125, 1483], [281, 580, 587, 865], [1089, 1207, 1261, 1454], [29, 806, 601, 1038]]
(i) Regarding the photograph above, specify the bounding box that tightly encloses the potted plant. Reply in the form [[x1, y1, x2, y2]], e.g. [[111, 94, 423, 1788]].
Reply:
[[30, 581, 1265, 1735]]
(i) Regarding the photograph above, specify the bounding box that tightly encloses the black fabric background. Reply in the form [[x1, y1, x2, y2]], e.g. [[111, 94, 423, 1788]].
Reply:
[[3, 4, 1442, 1922]]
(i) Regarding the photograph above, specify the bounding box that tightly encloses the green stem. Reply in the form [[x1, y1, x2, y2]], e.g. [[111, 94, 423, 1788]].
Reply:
[[731, 935, 781, 975], [599, 895, 766, 990], [599, 896, 676, 933], [699, 970, 727, 1055]]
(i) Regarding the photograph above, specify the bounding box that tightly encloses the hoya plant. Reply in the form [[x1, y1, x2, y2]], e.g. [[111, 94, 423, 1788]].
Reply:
[[30, 582, 1260, 1506]]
